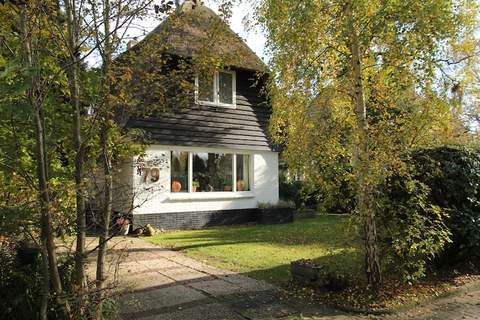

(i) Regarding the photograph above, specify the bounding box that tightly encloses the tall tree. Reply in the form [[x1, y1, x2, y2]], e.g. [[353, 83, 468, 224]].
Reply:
[[257, 0, 478, 289], [62, 0, 88, 294]]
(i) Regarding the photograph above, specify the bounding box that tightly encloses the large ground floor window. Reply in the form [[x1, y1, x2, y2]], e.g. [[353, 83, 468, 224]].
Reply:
[[170, 151, 251, 193]]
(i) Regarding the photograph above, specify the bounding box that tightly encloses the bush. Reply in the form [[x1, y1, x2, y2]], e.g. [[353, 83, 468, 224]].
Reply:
[[379, 146, 480, 280], [410, 147, 480, 263], [378, 178, 451, 281], [0, 239, 46, 320], [279, 177, 302, 207]]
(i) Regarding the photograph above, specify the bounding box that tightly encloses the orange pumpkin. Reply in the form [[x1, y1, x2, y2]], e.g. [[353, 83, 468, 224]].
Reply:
[[171, 180, 182, 192]]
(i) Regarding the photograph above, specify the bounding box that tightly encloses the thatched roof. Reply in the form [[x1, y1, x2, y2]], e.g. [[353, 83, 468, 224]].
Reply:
[[133, 2, 266, 72]]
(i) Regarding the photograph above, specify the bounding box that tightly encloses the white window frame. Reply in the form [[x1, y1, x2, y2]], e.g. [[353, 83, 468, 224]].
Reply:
[[169, 150, 253, 194], [195, 70, 236, 109]]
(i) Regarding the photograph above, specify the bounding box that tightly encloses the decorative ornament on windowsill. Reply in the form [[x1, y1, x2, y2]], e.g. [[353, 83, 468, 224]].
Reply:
[[223, 184, 232, 192], [172, 180, 182, 192], [192, 181, 200, 192], [236, 180, 246, 191]]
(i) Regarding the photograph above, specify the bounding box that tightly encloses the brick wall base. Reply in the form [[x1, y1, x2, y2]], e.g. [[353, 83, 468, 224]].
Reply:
[[132, 209, 257, 230]]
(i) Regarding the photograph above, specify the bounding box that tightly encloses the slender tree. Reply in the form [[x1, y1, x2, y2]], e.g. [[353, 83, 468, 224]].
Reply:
[[257, 0, 478, 290], [16, 0, 72, 316]]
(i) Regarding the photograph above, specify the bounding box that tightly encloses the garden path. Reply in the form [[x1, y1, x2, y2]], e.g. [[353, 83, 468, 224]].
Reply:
[[385, 284, 480, 320], [86, 236, 480, 320], [86, 236, 356, 320]]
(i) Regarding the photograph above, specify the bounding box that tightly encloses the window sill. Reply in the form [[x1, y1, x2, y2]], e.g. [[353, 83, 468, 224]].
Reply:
[[197, 100, 236, 109], [168, 192, 255, 201]]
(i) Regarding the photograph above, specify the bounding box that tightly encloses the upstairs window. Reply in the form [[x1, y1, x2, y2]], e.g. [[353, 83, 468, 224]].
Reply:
[[195, 71, 236, 108]]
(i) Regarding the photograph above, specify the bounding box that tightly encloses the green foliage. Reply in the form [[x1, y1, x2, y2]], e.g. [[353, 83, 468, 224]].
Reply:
[[378, 178, 451, 281], [410, 147, 480, 261], [258, 0, 477, 220], [378, 146, 480, 280]]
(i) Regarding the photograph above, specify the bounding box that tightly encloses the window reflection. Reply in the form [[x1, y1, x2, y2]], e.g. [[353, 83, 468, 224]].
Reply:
[[236, 154, 250, 191], [171, 151, 189, 192], [192, 153, 233, 192]]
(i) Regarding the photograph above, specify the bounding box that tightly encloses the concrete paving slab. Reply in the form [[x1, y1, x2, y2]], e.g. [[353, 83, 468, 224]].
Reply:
[[159, 266, 212, 282], [121, 271, 175, 291], [220, 273, 275, 292], [122, 284, 208, 313], [137, 257, 181, 271], [189, 279, 243, 297], [131, 302, 246, 320]]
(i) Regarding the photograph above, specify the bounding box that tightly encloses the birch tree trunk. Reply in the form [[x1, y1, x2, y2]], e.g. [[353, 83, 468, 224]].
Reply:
[[346, 1, 382, 290]]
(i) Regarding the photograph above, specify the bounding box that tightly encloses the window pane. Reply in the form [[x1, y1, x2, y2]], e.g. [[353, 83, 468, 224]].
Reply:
[[193, 153, 233, 192], [171, 151, 189, 193], [236, 154, 250, 191], [218, 72, 233, 105], [198, 74, 214, 102]]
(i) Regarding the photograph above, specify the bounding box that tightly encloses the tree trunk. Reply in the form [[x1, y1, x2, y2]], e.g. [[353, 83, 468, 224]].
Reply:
[[39, 240, 50, 320], [20, 3, 69, 312], [345, 1, 382, 290], [95, 126, 113, 319], [96, 1, 113, 317], [64, 0, 87, 292]]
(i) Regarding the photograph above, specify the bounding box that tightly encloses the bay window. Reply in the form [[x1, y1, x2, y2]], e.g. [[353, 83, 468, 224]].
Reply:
[[195, 70, 236, 108], [170, 151, 251, 193]]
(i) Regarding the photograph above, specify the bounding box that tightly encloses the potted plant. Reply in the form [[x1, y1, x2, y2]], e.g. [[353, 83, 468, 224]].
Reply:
[[290, 259, 323, 282], [192, 181, 199, 192], [256, 200, 294, 224]]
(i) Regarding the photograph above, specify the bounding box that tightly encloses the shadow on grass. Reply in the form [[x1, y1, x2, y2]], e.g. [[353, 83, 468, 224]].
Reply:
[[151, 215, 360, 251], [147, 215, 364, 285]]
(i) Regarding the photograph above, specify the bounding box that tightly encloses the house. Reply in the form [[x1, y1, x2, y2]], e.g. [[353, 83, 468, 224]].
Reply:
[[112, 0, 279, 230]]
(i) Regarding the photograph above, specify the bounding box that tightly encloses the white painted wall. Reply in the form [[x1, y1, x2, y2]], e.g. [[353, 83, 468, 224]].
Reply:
[[129, 144, 279, 215]]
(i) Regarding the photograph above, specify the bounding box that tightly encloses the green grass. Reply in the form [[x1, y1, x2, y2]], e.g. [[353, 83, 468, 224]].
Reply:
[[147, 215, 363, 284]]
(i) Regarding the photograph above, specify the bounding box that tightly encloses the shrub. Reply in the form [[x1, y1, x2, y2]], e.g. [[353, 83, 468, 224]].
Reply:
[[378, 178, 451, 281], [258, 200, 295, 209], [279, 177, 303, 208], [0, 239, 45, 320], [379, 146, 480, 280], [410, 147, 480, 263]]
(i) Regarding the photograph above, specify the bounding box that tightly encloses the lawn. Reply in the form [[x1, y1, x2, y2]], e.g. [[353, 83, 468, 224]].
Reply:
[[147, 215, 363, 284]]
